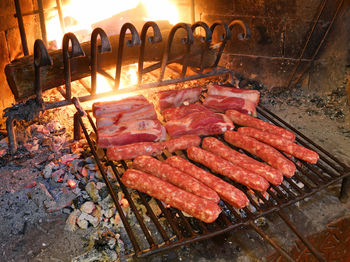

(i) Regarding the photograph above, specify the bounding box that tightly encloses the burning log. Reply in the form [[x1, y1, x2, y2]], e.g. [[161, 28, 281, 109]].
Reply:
[[5, 28, 219, 101]]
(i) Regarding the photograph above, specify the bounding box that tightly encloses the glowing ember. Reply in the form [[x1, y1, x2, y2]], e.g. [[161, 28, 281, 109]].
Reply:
[[67, 179, 77, 188], [120, 198, 129, 207]]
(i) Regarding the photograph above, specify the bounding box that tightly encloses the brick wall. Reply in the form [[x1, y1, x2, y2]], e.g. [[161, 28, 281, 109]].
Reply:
[[0, 0, 41, 127], [195, 0, 350, 91]]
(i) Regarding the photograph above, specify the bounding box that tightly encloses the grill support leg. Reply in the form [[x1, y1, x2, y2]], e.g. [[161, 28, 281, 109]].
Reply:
[[6, 116, 17, 154], [339, 177, 350, 203]]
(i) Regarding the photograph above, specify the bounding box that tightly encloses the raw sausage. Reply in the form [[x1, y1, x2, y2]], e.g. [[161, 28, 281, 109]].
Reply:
[[164, 156, 249, 208], [106, 142, 165, 161], [121, 169, 221, 223], [133, 156, 220, 203], [187, 146, 270, 192], [224, 131, 296, 177], [202, 137, 283, 185], [238, 127, 319, 164], [226, 109, 296, 141], [162, 135, 201, 153]]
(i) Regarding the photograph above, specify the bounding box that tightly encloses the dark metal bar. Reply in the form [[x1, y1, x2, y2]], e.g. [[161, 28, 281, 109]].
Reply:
[[191, 21, 212, 72], [210, 21, 231, 67], [55, 0, 65, 33], [278, 210, 326, 262], [291, 0, 344, 87], [110, 163, 157, 248], [37, 0, 47, 45], [285, 0, 327, 89], [73, 102, 141, 254], [6, 116, 17, 154], [340, 177, 350, 203], [91, 28, 112, 95], [249, 220, 295, 262], [138, 21, 162, 85], [34, 39, 52, 104], [62, 33, 85, 100], [14, 0, 29, 55], [137, 192, 170, 242], [44, 67, 232, 110], [115, 23, 141, 89], [73, 112, 81, 141], [159, 23, 194, 81]]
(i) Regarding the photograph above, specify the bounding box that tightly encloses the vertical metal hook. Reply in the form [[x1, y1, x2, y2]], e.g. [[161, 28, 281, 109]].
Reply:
[[191, 21, 212, 73], [228, 20, 250, 41], [210, 21, 231, 68], [34, 39, 53, 105], [114, 23, 141, 89], [138, 21, 162, 85], [62, 33, 85, 100], [91, 28, 112, 95], [159, 23, 194, 82]]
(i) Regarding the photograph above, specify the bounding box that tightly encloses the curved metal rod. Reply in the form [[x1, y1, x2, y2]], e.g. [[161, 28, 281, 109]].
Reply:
[[210, 21, 232, 67], [228, 19, 250, 40], [91, 28, 112, 95], [34, 39, 52, 104], [62, 32, 85, 100], [159, 23, 194, 82], [191, 21, 212, 72], [138, 21, 162, 85], [115, 23, 141, 89]]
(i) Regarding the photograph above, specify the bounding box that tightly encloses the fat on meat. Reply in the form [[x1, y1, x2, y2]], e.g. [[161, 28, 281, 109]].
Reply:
[[158, 87, 202, 111], [93, 95, 150, 117], [165, 111, 234, 138], [97, 119, 166, 148], [121, 169, 221, 223], [96, 103, 158, 128], [207, 84, 260, 105], [203, 95, 257, 115]]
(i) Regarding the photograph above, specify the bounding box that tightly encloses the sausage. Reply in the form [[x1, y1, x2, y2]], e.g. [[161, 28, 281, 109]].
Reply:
[[202, 137, 283, 185], [238, 127, 319, 164], [164, 156, 249, 209], [162, 135, 201, 153], [186, 146, 270, 192], [224, 131, 296, 177], [106, 142, 165, 161], [225, 109, 296, 141], [133, 156, 220, 203], [121, 169, 221, 223]]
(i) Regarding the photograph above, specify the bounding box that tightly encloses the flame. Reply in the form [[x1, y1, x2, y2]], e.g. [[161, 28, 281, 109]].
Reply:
[[47, 0, 179, 48]]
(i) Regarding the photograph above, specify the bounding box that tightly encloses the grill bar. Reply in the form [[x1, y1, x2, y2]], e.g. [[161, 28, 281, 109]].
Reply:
[[73, 96, 350, 260]]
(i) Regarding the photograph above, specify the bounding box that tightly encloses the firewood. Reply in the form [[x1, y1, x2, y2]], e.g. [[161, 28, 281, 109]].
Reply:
[[5, 29, 219, 101]]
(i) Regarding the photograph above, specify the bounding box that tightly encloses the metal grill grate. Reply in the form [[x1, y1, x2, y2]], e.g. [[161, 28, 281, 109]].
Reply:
[[73, 96, 350, 261]]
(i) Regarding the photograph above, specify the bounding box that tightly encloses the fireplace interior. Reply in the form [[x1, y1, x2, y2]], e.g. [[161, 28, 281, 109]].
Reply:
[[0, 0, 350, 261]]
